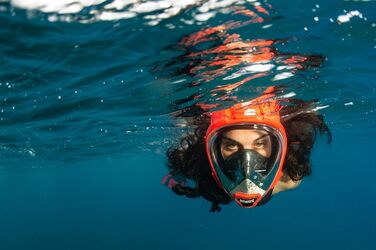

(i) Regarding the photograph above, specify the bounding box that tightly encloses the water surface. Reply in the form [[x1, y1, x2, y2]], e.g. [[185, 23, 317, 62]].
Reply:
[[0, 0, 375, 249]]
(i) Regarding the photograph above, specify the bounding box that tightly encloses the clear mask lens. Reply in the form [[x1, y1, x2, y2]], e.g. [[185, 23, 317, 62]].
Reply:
[[209, 125, 283, 193]]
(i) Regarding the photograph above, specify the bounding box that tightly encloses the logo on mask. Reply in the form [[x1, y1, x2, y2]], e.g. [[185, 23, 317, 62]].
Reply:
[[244, 108, 256, 116], [237, 198, 257, 207]]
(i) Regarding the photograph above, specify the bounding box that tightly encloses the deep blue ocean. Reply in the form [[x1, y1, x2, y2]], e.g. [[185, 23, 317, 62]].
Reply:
[[0, 0, 375, 249]]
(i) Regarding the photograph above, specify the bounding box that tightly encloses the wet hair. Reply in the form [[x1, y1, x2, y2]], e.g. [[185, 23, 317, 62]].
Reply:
[[166, 100, 331, 212]]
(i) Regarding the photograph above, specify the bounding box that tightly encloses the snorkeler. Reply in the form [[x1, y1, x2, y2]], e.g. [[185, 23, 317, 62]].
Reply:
[[163, 90, 331, 211]]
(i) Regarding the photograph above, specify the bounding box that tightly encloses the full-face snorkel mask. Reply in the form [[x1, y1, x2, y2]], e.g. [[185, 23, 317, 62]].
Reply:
[[205, 96, 287, 208]]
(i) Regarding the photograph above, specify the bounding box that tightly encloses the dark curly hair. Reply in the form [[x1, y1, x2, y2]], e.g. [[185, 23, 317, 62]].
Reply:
[[166, 99, 331, 212]]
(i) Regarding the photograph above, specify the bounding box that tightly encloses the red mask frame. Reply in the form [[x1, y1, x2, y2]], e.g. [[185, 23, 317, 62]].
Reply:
[[205, 94, 288, 208]]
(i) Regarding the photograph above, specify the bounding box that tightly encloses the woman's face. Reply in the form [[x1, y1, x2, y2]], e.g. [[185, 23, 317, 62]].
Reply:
[[220, 129, 272, 159]]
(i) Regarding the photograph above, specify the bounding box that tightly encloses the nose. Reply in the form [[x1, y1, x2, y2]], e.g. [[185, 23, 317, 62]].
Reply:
[[241, 150, 265, 178], [243, 151, 252, 177]]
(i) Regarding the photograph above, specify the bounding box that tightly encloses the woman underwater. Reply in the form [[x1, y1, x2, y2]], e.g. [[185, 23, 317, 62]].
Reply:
[[161, 2, 331, 211], [163, 90, 331, 211]]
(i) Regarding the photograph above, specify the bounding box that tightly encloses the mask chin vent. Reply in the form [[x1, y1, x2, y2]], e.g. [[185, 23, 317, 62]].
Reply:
[[234, 193, 261, 208], [237, 198, 257, 208]]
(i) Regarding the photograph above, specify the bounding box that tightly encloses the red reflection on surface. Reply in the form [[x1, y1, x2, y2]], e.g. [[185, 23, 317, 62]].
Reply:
[[212, 73, 267, 92], [177, 3, 275, 85], [163, 1, 324, 115]]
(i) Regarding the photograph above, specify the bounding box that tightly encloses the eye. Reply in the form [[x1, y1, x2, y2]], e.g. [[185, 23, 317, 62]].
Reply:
[[223, 142, 239, 151], [221, 138, 240, 152], [254, 140, 267, 149]]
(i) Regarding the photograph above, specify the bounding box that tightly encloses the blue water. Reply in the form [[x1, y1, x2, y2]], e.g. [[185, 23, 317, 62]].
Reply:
[[0, 0, 375, 249]]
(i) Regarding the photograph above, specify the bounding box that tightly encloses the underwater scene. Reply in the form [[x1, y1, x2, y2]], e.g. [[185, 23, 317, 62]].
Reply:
[[0, 0, 375, 249]]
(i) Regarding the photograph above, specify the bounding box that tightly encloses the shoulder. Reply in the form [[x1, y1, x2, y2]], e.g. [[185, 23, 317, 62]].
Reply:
[[272, 175, 302, 195]]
